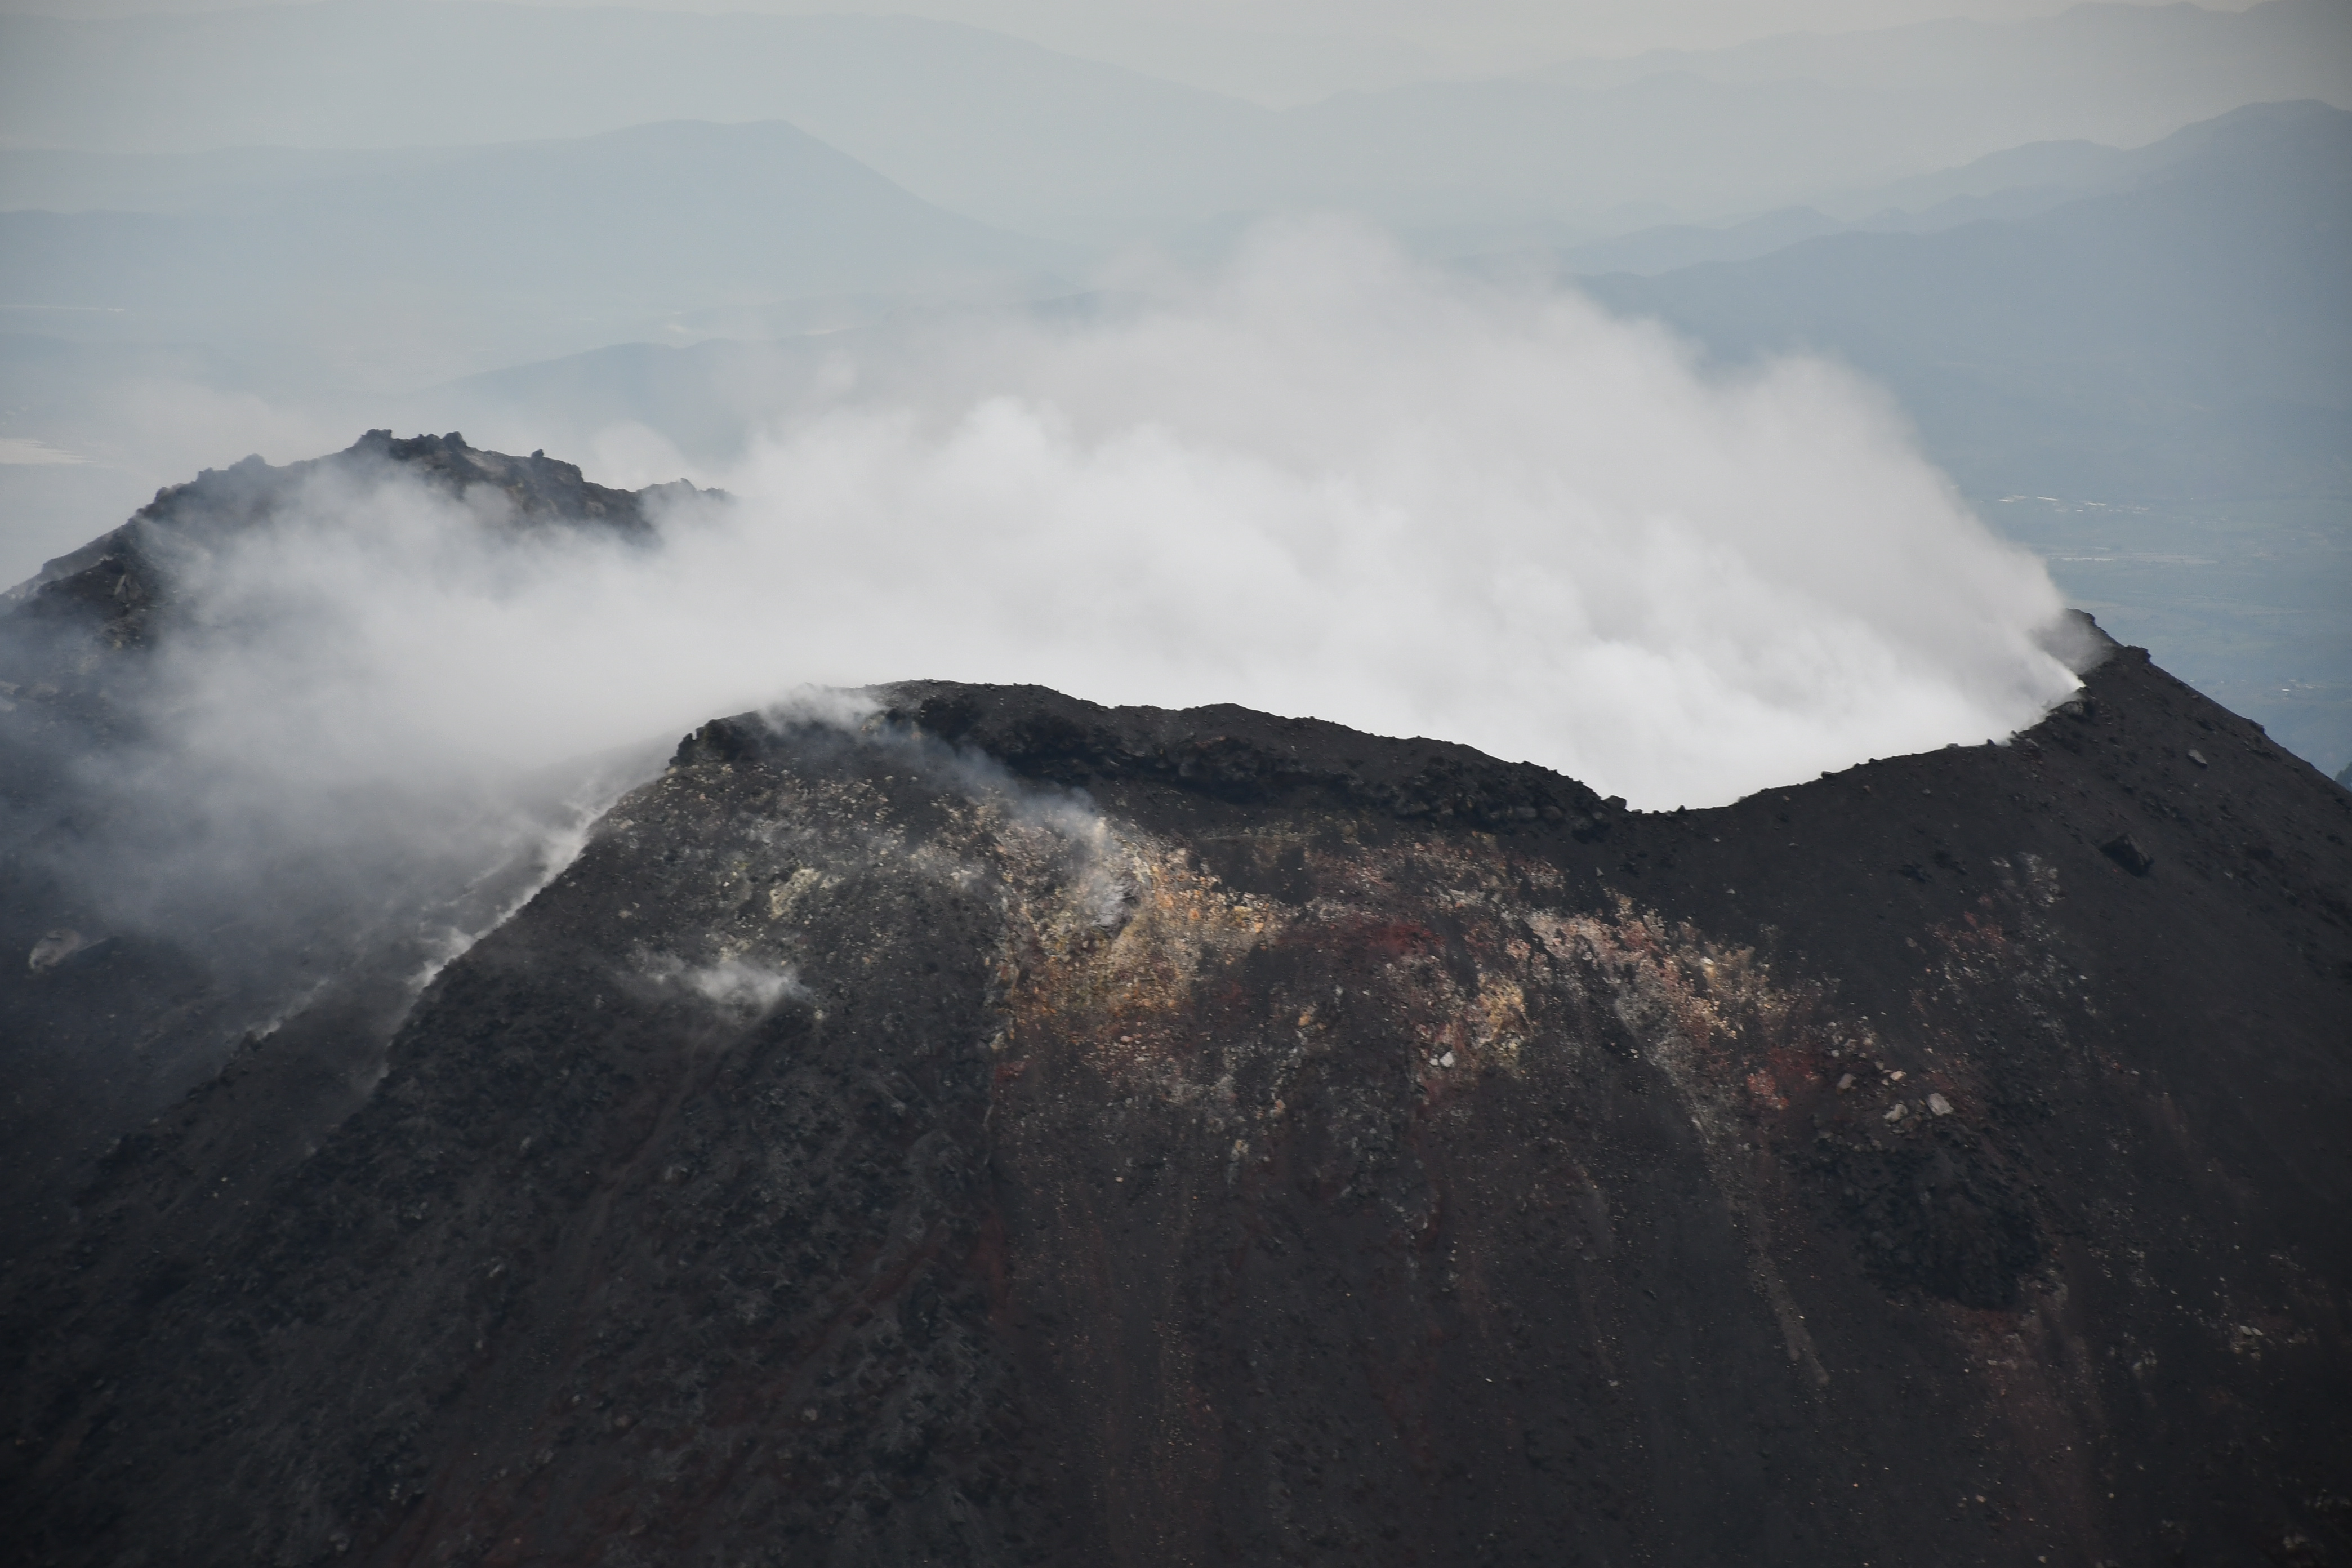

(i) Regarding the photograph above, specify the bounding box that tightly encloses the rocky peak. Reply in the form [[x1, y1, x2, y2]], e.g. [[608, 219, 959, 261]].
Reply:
[[337, 427, 669, 532], [0, 429, 710, 710]]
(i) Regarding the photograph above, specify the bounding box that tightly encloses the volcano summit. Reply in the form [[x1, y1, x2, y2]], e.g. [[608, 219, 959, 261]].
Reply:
[[1, 436, 2347, 1568]]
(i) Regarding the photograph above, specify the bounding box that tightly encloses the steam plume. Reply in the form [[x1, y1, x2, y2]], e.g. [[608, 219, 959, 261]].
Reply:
[[384, 220, 2070, 808], [52, 221, 2082, 872]]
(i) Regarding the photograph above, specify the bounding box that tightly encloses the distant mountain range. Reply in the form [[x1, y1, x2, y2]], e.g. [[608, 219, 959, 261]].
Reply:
[[1577, 100, 2352, 505], [2, 0, 2345, 242], [1562, 86, 2352, 274], [0, 121, 1072, 387], [1533, 0, 2352, 100], [1543, 119, 2242, 277]]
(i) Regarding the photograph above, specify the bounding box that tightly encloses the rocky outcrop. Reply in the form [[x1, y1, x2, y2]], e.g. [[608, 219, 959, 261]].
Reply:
[[3, 630, 2347, 1566]]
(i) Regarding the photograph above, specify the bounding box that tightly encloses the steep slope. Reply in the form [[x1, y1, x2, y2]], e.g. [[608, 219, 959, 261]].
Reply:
[[2, 568, 2346, 1562]]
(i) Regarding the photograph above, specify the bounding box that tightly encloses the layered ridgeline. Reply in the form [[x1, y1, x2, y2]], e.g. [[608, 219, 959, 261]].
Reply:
[[2, 438, 2348, 1567], [3, 0, 2347, 238]]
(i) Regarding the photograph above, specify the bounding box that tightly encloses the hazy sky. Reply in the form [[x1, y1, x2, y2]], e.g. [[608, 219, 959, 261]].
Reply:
[[738, 0, 2261, 59], [0, 0, 2266, 100]]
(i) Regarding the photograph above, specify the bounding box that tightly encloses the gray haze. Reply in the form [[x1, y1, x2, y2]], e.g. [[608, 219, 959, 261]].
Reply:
[[0, 0, 2279, 105], [2, 2, 2344, 242]]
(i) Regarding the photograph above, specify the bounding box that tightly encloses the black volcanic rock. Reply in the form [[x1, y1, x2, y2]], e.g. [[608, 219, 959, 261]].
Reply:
[[2097, 830, 2154, 876], [1, 452, 2348, 1567]]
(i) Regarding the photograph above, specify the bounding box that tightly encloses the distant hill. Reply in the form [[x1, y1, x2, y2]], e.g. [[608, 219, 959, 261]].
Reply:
[[1814, 137, 2135, 222], [1547, 208, 1851, 278], [1549, 88, 2352, 275], [0, 120, 1072, 387], [1534, 0, 2352, 107]]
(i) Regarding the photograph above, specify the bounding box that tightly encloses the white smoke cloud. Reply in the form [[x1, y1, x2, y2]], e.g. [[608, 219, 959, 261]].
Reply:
[[611, 219, 2073, 807], [641, 952, 809, 1016], [79, 221, 2077, 823]]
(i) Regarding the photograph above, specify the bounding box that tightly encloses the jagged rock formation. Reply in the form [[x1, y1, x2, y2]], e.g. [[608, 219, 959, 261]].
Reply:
[[1, 428, 667, 698], [2, 441, 2349, 1568]]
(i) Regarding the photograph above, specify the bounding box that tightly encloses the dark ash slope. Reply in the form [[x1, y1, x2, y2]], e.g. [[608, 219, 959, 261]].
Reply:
[[2, 454, 2349, 1567]]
